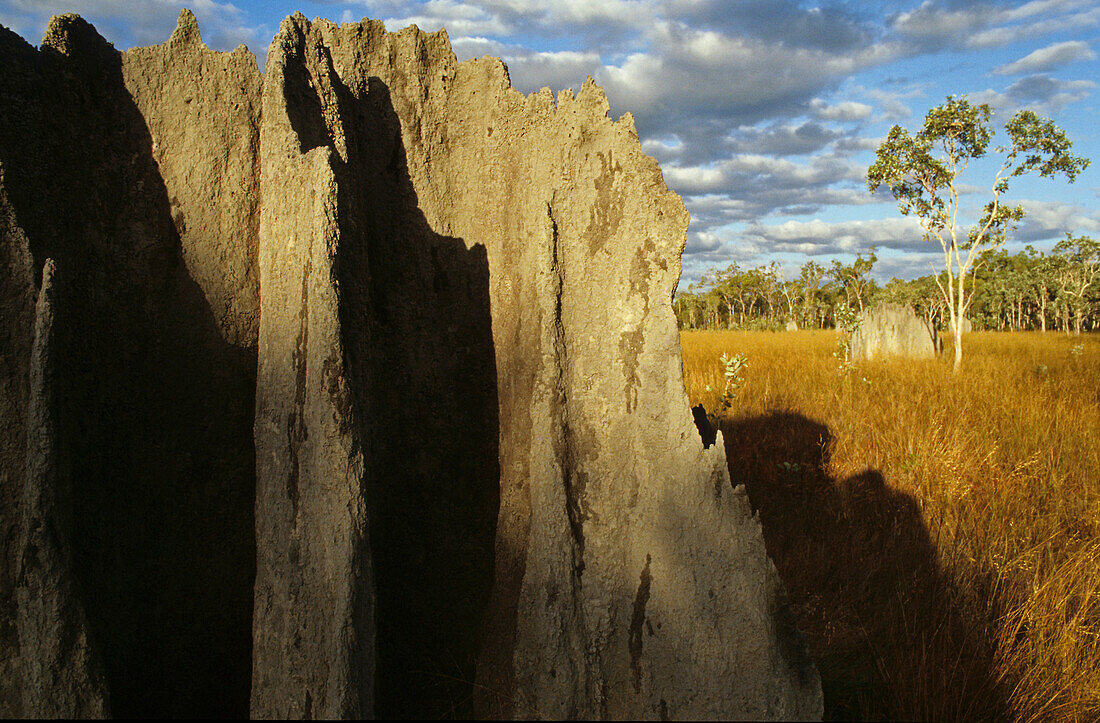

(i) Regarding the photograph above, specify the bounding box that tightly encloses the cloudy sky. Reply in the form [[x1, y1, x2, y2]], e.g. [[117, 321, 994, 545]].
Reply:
[[2, 0, 1097, 283]]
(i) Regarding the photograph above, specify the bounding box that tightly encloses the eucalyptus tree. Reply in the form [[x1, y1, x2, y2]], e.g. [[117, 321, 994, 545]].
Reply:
[[868, 96, 1089, 369], [760, 262, 784, 323], [829, 247, 877, 313], [703, 265, 740, 328], [780, 276, 800, 324], [1024, 246, 1055, 332], [674, 283, 707, 329], [798, 261, 825, 328], [1053, 234, 1100, 334]]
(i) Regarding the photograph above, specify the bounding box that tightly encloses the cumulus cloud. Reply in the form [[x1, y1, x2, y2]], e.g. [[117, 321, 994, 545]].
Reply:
[[835, 135, 888, 153], [889, 1, 994, 50], [661, 0, 876, 53], [970, 73, 1097, 116], [969, 2, 1100, 48], [810, 99, 874, 122], [860, 85, 926, 121], [681, 184, 876, 232], [890, 0, 1100, 52], [665, 164, 727, 192], [595, 21, 899, 139], [724, 200, 1100, 271], [450, 36, 603, 91], [873, 251, 947, 281], [724, 122, 844, 156], [1014, 199, 1100, 240], [686, 230, 722, 253], [368, 0, 651, 49], [371, 0, 512, 37], [994, 39, 1095, 74], [663, 150, 870, 215], [740, 216, 929, 256]]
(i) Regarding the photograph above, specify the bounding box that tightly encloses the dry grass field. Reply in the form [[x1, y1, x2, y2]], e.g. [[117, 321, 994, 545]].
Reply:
[[681, 330, 1100, 722]]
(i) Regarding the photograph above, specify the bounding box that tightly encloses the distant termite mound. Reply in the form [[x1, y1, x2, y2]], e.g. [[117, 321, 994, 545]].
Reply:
[[1, 10, 822, 720], [950, 317, 973, 334], [851, 303, 940, 362]]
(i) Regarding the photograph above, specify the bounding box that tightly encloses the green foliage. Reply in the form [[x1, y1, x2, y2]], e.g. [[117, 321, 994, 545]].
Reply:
[[867, 95, 1088, 252], [833, 300, 862, 334], [831, 301, 862, 375], [829, 248, 878, 312], [713, 352, 748, 417], [867, 98, 991, 235], [675, 258, 860, 331], [1003, 110, 1089, 181], [867, 94, 1090, 368], [680, 240, 1100, 335], [776, 461, 804, 477]]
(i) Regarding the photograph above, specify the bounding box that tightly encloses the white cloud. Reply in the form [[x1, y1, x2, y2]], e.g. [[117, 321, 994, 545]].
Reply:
[[366, 0, 652, 48], [873, 251, 946, 281], [672, 148, 878, 232], [741, 216, 928, 255], [854, 82, 931, 122], [728, 200, 1100, 267], [889, 0, 1100, 52], [970, 73, 1096, 116], [591, 20, 902, 138], [836, 135, 887, 153], [506, 49, 601, 93], [889, 1, 992, 48], [1014, 199, 1100, 240], [994, 40, 1095, 75], [664, 165, 726, 193], [969, 3, 1100, 48], [641, 135, 683, 158], [685, 230, 722, 254], [810, 99, 873, 121], [449, 35, 603, 90], [378, 0, 511, 37], [725, 122, 843, 156]]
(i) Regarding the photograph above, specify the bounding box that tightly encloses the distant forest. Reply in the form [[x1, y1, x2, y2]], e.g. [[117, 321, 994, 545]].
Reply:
[[676, 235, 1099, 333]]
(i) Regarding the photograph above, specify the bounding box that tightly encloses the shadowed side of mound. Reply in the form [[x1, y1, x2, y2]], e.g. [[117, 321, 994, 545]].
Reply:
[[0, 11, 260, 717]]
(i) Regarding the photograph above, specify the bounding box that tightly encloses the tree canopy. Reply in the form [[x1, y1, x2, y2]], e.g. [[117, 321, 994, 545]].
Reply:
[[866, 96, 1089, 369], [676, 240, 1100, 337]]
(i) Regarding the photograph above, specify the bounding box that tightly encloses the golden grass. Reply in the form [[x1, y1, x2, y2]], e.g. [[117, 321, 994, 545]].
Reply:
[[682, 330, 1100, 722]]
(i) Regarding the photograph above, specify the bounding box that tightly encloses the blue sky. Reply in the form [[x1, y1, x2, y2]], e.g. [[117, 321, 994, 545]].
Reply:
[[2, 0, 1098, 283]]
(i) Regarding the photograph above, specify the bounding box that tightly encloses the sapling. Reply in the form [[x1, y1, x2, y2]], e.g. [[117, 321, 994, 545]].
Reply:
[[704, 352, 748, 427], [832, 301, 861, 375]]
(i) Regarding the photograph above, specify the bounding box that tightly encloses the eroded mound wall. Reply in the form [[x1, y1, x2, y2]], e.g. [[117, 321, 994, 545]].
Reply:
[[0, 10, 822, 720]]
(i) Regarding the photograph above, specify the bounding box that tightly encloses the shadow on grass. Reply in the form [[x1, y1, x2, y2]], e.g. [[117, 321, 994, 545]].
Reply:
[[720, 412, 1007, 721]]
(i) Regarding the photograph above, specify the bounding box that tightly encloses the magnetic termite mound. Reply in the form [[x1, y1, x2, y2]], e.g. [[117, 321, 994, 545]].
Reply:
[[851, 303, 941, 362], [0, 10, 823, 720]]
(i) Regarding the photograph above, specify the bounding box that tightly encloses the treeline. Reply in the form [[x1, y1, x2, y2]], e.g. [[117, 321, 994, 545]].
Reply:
[[676, 235, 1099, 333]]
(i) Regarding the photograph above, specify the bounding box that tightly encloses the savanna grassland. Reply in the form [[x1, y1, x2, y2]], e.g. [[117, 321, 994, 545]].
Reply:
[[681, 330, 1100, 722]]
